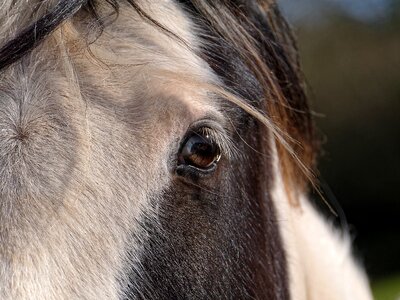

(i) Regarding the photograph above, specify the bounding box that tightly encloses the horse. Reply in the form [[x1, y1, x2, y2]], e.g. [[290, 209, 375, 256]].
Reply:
[[0, 1, 373, 299]]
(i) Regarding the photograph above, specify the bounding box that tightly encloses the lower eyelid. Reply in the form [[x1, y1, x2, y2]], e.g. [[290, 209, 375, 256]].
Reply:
[[175, 163, 218, 180]]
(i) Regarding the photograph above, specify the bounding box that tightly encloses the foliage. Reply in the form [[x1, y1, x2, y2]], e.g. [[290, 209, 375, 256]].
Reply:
[[372, 274, 400, 300]]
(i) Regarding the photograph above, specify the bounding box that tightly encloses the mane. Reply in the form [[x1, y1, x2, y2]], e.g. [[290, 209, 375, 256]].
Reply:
[[0, 0, 318, 204]]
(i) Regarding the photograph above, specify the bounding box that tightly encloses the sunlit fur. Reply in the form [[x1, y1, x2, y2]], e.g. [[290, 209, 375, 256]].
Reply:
[[0, 1, 372, 299], [271, 138, 372, 299]]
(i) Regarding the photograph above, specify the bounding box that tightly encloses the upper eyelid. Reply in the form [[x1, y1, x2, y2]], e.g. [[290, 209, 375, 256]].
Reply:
[[186, 119, 237, 160]]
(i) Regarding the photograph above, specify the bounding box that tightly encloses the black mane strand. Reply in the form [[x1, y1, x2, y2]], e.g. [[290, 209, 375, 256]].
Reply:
[[0, 0, 86, 71]]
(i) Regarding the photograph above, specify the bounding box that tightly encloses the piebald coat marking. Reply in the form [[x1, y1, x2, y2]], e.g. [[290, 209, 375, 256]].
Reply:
[[0, 1, 373, 299]]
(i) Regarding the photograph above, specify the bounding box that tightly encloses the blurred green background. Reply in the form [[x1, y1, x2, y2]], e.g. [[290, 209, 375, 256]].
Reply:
[[279, 0, 400, 299]]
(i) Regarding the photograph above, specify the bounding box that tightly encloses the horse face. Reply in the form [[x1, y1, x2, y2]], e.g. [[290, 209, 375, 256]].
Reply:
[[0, 1, 300, 299]]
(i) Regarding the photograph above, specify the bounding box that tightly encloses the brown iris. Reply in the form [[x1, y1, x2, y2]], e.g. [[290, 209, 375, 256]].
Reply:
[[179, 132, 221, 169]]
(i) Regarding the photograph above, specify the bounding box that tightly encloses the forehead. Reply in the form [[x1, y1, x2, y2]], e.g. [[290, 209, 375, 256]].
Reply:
[[0, 0, 233, 231], [1, 0, 222, 123], [0, 2, 231, 210]]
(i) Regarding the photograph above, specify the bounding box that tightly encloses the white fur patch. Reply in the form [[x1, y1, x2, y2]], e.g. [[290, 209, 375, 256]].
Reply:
[[271, 139, 373, 300]]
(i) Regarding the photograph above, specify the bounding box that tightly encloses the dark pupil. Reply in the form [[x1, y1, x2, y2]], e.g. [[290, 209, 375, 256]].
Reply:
[[181, 134, 218, 168], [190, 137, 213, 155]]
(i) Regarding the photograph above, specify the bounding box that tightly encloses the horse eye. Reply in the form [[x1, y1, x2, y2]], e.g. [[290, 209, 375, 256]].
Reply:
[[178, 131, 221, 170]]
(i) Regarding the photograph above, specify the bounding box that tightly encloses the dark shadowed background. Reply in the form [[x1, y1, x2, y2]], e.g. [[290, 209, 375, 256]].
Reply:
[[278, 0, 400, 298]]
